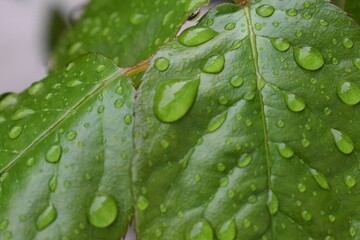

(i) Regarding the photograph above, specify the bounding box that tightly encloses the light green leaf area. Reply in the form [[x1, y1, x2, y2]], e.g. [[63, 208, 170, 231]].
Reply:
[[52, 0, 209, 68], [0, 54, 134, 240], [134, 0, 360, 239]]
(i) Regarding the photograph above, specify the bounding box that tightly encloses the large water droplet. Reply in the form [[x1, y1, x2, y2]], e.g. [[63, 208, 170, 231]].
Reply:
[[29, 82, 45, 96], [276, 143, 294, 158], [267, 190, 279, 215], [331, 129, 354, 155], [336, 81, 360, 105], [154, 57, 170, 72], [284, 93, 305, 112], [11, 107, 35, 120], [8, 125, 23, 139], [342, 37, 354, 49], [202, 55, 225, 74], [45, 145, 62, 163], [256, 5, 275, 17], [87, 193, 118, 228], [310, 168, 330, 190], [0, 93, 18, 111], [271, 38, 290, 52], [36, 204, 57, 230], [344, 175, 356, 188], [207, 112, 227, 133], [294, 46, 324, 71], [237, 153, 252, 168], [154, 78, 200, 123], [178, 26, 218, 47], [186, 220, 214, 240], [216, 219, 236, 240]]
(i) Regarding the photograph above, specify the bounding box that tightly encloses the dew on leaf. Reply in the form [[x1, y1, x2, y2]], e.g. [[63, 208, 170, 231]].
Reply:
[[0, 220, 8, 230], [45, 145, 62, 163], [11, 107, 35, 120], [297, 183, 306, 192], [48, 176, 58, 192], [286, 9, 298, 16], [87, 193, 118, 228], [331, 129, 354, 155], [237, 153, 252, 168], [0, 93, 18, 111], [229, 76, 243, 88], [230, 40, 243, 50], [319, 19, 329, 26], [301, 210, 312, 221], [310, 168, 330, 190], [256, 5, 275, 17], [207, 111, 227, 133], [66, 130, 77, 141], [267, 190, 279, 215], [271, 38, 290, 52], [178, 26, 218, 47], [36, 204, 57, 230], [342, 37, 354, 49], [8, 125, 23, 139], [224, 22, 236, 31], [344, 175, 356, 188], [28, 82, 45, 96], [284, 93, 305, 112], [124, 114, 132, 124], [216, 219, 236, 240], [186, 220, 214, 240], [137, 195, 149, 211], [294, 46, 324, 71], [96, 65, 106, 73], [336, 81, 360, 105], [276, 143, 294, 158], [353, 58, 360, 69], [154, 78, 200, 123], [202, 55, 225, 74], [154, 57, 170, 72], [66, 79, 82, 88]]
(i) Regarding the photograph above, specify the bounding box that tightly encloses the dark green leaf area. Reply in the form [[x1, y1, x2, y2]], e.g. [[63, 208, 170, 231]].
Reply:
[[344, 1, 360, 24], [134, 1, 360, 239], [0, 54, 134, 239], [52, 0, 209, 68]]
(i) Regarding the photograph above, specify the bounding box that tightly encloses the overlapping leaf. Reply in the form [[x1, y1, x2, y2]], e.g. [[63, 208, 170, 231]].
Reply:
[[0, 54, 134, 239], [134, 0, 360, 239], [52, 0, 209, 68]]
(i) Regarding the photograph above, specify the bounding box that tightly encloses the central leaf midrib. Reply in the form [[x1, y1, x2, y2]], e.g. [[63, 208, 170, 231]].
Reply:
[[244, 5, 274, 237], [0, 69, 123, 174]]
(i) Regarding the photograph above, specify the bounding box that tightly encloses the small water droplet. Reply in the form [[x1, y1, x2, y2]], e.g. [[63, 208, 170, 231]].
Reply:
[[36, 204, 57, 230], [48, 176, 57, 192], [297, 183, 306, 192], [286, 9, 298, 16], [87, 193, 118, 228], [0, 93, 18, 111], [267, 190, 279, 215], [294, 46, 324, 71], [342, 37, 354, 49], [202, 55, 225, 74], [66, 79, 82, 88], [130, 13, 146, 25], [229, 76, 243, 88], [344, 175, 356, 188], [186, 220, 214, 240], [353, 58, 360, 69], [11, 107, 35, 120], [124, 114, 132, 125], [137, 195, 149, 211], [328, 214, 336, 222], [284, 93, 305, 112], [271, 38, 290, 52], [243, 218, 251, 228], [114, 99, 124, 108], [96, 65, 106, 73], [301, 139, 310, 148], [331, 129, 354, 155], [159, 204, 167, 213], [97, 105, 105, 113], [27, 157, 35, 166], [276, 143, 294, 158], [154, 57, 170, 72], [207, 112, 227, 133], [319, 19, 329, 26], [154, 78, 200, 123], [301, 210, 312, 221], [0, 220, 8, 230], [302, 12, 312, 19], [237, 153, 252, 168], [45, 145, 62, 163], [224, 22, 236, 30], [350, 226, 357, 237], [66, 130, 77, 141], [230, 40, 243, 50], [277, 120, 285, 128], [216, 219, 236, 240], [29, 82, 45, 96], [310, 168, 330, 190], [336, 81, 360, 105], [8, 125, 23, 139], [256, 5, 275, 17], [254, 23, 262, 30], [178, 26, 218, 47]]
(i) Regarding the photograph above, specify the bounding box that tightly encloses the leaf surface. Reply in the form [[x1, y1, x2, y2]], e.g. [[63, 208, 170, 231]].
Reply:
[[0, 54, 134, 239], [134, 0, 360, 239], [52, 0, 209, 68]]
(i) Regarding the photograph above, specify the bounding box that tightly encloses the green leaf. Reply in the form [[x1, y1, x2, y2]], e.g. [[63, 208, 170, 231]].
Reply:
[[51, 0, 209, 68], [0, 54, 134, 239], [47, 7, 68, 55], [134, 0, 360, 239], [332, 0, 360, 23]]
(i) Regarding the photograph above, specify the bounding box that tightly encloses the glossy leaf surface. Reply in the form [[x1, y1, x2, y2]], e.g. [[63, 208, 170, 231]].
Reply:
[[52, 0, 209, 68], [134, 0, 360, 239], [0, 54, 134, 239]]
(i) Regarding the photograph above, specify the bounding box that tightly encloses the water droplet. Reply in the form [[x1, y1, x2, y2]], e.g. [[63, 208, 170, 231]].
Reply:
[[243, 218, 251, 228], [336, 81, 360, 105], [271, 38, 290, 52], [267, 190, 279, 215], [319, 19, 329, 26], [237, 153, 252, 168], [8, 125, 23, 139], [137, 195, 149, 211], [256, 5, 275, 17], [0, 93, 18, 111], [96, 65, 106, 73], [342, 37, 354, 49], [302, 12, 312, 19], [277, 120, 285, 128], [286, 9, 298, 16], [0, 220, 8, 230], [216, 219, 236, 240], [202, 55, 225, 74], [301, 210, 312, 221], [154, 78, 200, 123], [36, 204, 57, 230], [323, 107, 332, 116], [218, 96, 229, 105], [229, 76, 243, 88], [207, 112, 227, 133], [353, 58, 360, 69], [178, 26, 218, 47], [160, 204, 167, 213], [284, 93, 305, 112], [301, 139, 310, 148], [310, 168, 330, 190], [344, 175, 356, 188], [186, 220, 214, 240], [350, 226, 357, 237], [328, 214, 336, 222], [130, 13, 145, 25], [163, 10, 175, 26], [11, 107, 35, 120], [254, 23, 262, 30], [97, 105, 105, 114], [87, 193, 118, 228], [224, 22, 236, 30], [66, 131, 77, 141], [27, 157, 35, 166], [294, 46, 324, 71], [297, 183, 306, 192], [29, 82, 45, 96], [45, 145, 62, 163], [331, 129, 354, 155], [48, 176, 57, 192], [276, 143, 294, 158], [66, 79, 82, 88], [230, 40, 242, 50], [154, 57, 170, 72]]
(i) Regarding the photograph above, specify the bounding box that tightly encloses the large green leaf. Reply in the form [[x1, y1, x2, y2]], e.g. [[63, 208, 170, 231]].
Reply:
[[0, 54, 134, 239], [52, 0, 209, 68], [134, 0, 360, 239], [332, 0, 360, 24]]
